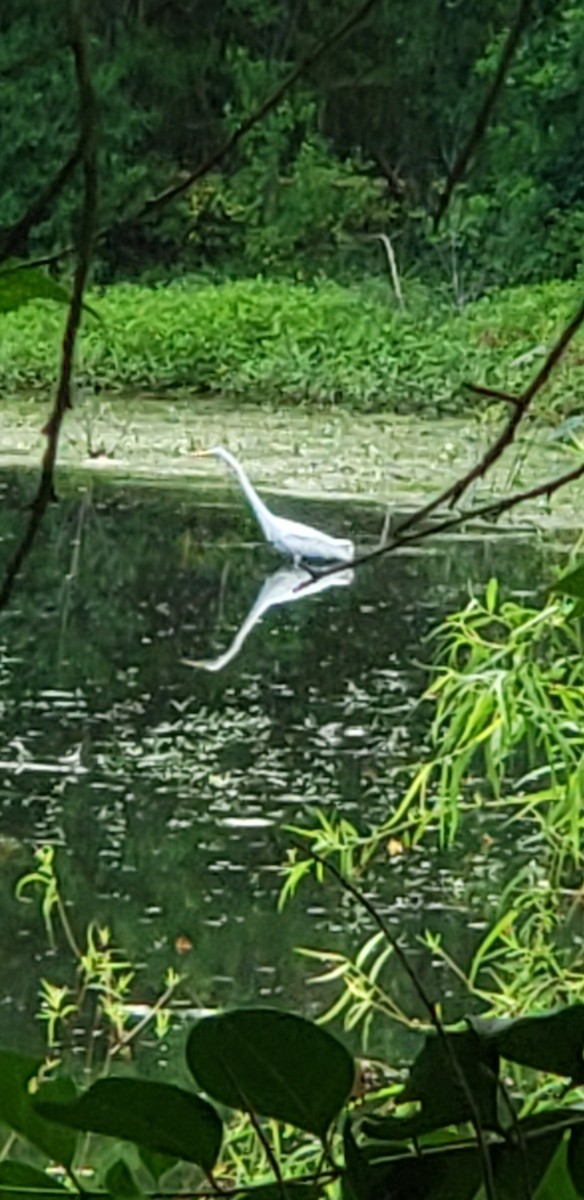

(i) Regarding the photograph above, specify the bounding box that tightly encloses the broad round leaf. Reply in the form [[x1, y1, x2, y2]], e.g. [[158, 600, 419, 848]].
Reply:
[[34, 1078, 222, 1172], [469, 1005, 584, 1083], [105, 1158, 144, 1200], [0, 1161, 70, 1200], [186, 1007, 354, 1138], [0, 1052, 76, 1167], [401, 1029, 499, 1130], [0, 264, 71, 313]]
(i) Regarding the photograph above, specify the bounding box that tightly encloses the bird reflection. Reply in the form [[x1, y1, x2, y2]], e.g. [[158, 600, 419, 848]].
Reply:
[[183, 564, 354, 672]]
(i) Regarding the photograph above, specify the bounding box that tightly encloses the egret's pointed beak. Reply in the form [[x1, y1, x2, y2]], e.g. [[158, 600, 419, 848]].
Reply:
[[190, 449, 211, 458]]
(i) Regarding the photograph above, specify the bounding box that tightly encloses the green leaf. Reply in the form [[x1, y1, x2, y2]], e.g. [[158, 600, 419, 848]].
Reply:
[[568, 1126, 584, 1196], [489, 1118, 566, 1199], [401, 1028, 499, 1130], [186, 1007, 354, 1139], [344, 1119, 480, 1200], [551, 562, 584, 601], [360, 1108, 478, 1143], [469, 1005, 584, 1082], [0, 264, 71, 313], [105, 1159, 144, 1200], [534, 1136, 583, 1200], [0, 1161, 70, 1200], [0, 1052, 76, 1167], [237, 1185, 327, 1200], [34, 1077, 222, 1172], [138, 1145, 177, 1183]]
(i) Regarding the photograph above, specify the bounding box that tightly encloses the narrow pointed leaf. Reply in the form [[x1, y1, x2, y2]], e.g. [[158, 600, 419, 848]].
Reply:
[[187, 1007, 354, 1138], [552, 563, 584, 601], [34, 1078, 221, 1171], [568, 1126, 584, 1196], [534, 1137, 582, 1200]]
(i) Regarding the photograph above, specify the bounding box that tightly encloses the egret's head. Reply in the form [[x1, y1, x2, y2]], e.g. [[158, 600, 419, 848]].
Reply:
[[191, 447, 225, 460]]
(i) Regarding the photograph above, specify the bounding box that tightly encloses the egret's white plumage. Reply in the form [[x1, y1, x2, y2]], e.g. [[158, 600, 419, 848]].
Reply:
[[193, 447, 354, 563], [183, 564, 354, 672]]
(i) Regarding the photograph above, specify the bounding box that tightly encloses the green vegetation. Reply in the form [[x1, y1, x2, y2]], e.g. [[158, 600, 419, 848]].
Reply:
[[283, 570, 584, 1035], [1, 275, 583, 411], [4, 0, 584, 288], [5, 2, 584, 1197], [9, 847, 584, 1199]]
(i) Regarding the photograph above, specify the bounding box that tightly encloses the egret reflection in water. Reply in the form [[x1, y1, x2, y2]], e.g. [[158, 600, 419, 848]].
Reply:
[[183, 564, 354, 672]]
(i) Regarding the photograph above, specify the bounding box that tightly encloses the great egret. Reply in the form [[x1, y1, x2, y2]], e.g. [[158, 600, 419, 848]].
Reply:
[[183, 564, 354, 672], [193, 447, 354, 563]]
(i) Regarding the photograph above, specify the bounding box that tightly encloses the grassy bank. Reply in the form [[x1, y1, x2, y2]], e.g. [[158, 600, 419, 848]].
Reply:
[[0, 275, 581, 412]]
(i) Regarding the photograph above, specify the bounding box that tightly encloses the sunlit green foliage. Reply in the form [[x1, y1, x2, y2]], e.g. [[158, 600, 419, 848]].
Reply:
[[4, 988, 584, 1199], [1, 275, 583, 411], [281, 575, 584, 1042]]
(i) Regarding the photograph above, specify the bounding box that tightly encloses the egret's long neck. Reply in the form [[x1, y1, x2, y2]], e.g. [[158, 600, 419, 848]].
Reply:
[[217, 450, 272, 535]]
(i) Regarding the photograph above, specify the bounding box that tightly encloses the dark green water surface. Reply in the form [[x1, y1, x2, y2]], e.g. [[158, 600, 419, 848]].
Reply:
[[0, 469, 551, 1062]]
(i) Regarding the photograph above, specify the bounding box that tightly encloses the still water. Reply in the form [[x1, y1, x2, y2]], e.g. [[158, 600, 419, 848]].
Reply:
[[0, 465, 555, 1063]]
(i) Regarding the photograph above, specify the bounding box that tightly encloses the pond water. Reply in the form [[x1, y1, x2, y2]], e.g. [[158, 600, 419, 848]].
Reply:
[[0, 398, 575, 1070]]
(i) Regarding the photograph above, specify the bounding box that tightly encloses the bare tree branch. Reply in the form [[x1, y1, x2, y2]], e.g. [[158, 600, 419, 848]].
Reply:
[[130, 0, 384, 224], [16, 0, 384, 271], [306, 849, 496, 1200], [391, 293, 584, 539], [368, 458, 584, 565], [304, 292, 584, 586], [0, 137, 84, 263], [0, 0, 97, 612], [433, 0, 533, 230]]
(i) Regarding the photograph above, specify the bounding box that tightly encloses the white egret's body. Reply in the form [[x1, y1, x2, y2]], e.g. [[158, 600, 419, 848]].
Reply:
[[194, 447, 354, 563]]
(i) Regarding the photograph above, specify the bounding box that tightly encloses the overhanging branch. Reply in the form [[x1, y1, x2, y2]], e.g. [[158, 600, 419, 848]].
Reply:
[[0, 136, 84, 263], [16, 0, 384, 272], [433, 0, 533, 230], [0, 0, 98, 612]]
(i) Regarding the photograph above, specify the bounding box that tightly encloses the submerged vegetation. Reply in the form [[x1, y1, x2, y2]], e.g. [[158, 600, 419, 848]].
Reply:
[[1, 275, 584, 412]]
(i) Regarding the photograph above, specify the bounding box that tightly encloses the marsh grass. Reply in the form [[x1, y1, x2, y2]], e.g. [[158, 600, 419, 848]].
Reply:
[[1, 275, 583, 412]]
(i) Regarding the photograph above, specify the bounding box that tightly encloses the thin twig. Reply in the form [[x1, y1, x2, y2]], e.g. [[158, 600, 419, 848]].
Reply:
[[0, 1173, 338, 1198], [464, 381, 522, 407], [16, 0, 383, 271], [0, 136, 84, 262], [305, 849, 497, 1200], [387, 291, 584, 540], [0, 0, 97, 613], [433, 0, 533, 229], [244, 1107, 288, 1200], [109, 974, 182, 1058], [311, 454, 584, 586], [369, 233, 405, 309]]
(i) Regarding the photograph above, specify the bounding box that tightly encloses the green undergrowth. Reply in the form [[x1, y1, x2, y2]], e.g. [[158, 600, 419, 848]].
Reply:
[[1, 274, 583, 412]]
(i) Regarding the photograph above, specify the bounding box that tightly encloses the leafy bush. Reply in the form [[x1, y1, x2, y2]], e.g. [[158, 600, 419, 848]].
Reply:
[[4, 1002, 584, 1198], [1, 273, 583, 412]]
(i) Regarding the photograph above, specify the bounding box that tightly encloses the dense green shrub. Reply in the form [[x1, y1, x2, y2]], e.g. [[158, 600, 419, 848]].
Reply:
[[0, 275, 582, 413]]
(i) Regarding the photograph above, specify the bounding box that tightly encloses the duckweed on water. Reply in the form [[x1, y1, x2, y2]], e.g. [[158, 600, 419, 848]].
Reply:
[[0, 275, 583, 412]]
